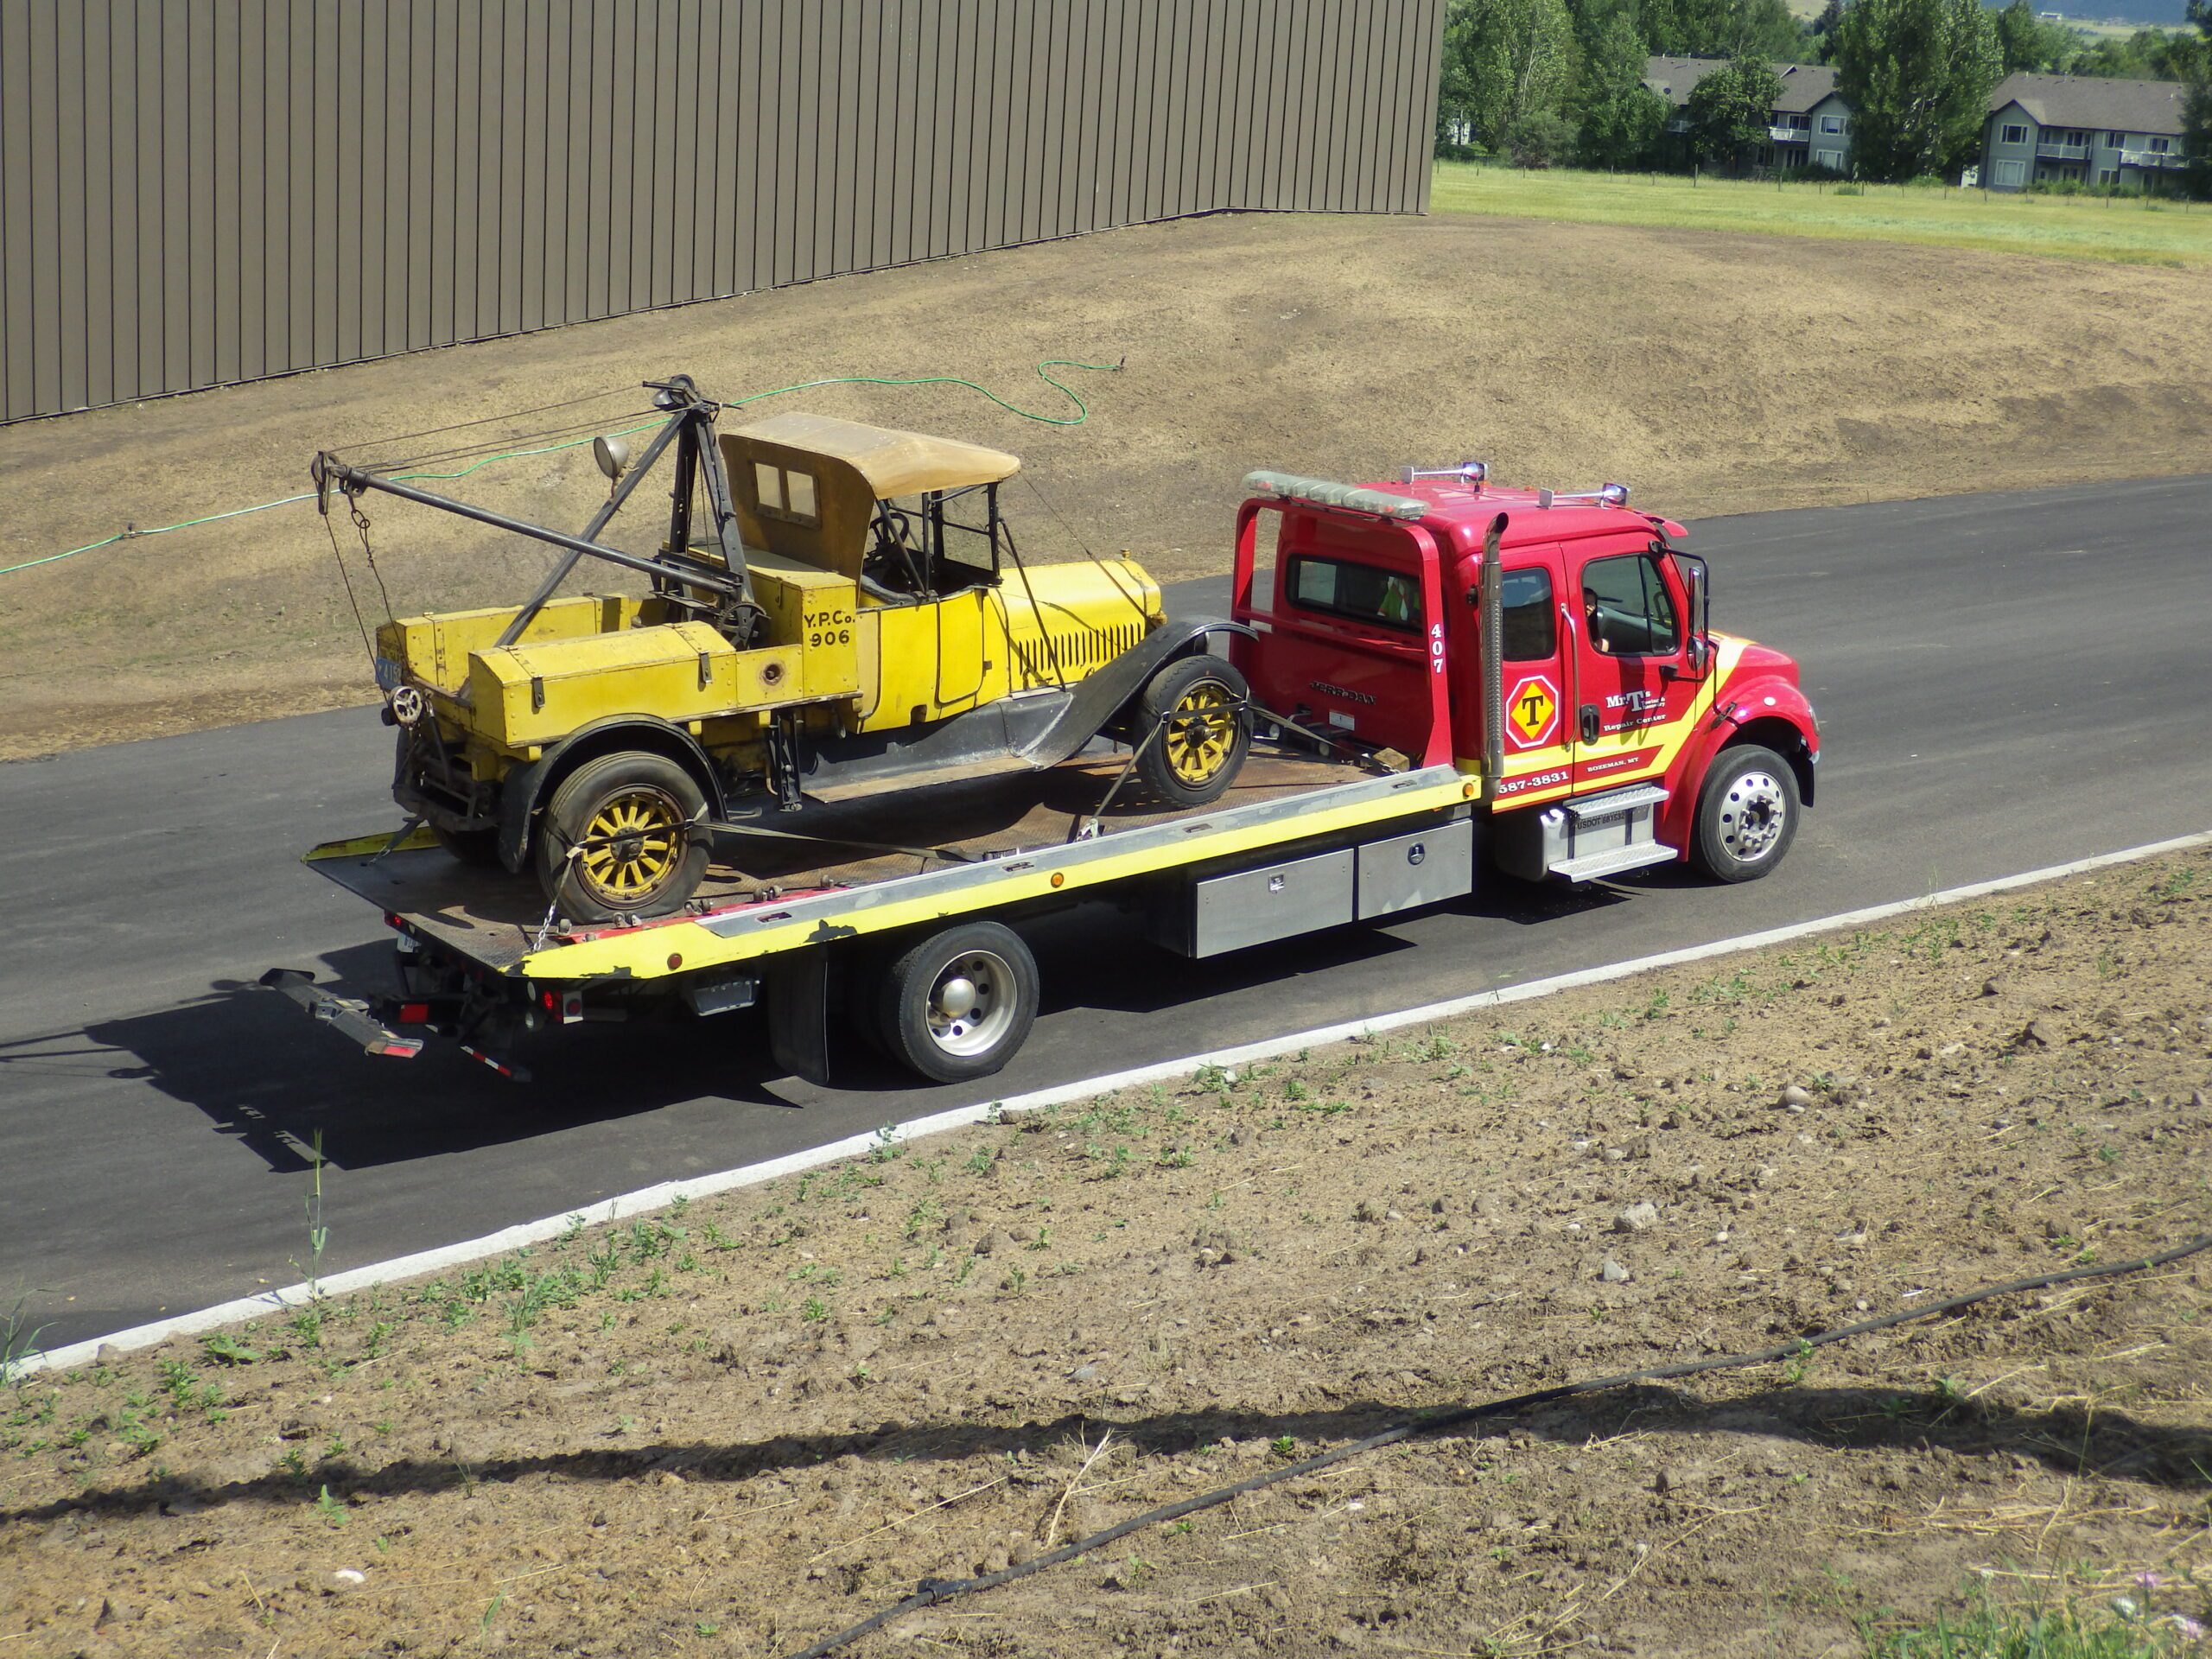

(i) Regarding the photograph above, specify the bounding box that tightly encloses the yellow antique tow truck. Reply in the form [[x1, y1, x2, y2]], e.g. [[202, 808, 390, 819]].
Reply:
[[311, 375, 1252, 922]]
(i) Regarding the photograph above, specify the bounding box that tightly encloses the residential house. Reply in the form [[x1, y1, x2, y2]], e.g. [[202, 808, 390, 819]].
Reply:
[[1643, 58, 1855, 173], [1980, 73, 2187, 191]]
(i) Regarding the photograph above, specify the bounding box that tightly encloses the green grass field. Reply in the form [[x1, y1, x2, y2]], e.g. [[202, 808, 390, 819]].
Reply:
[[1431, 161, 2212, 268]]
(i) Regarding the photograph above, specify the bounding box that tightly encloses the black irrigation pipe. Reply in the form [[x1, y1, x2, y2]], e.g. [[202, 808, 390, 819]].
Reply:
[[781, 1231, 2212, 1659]]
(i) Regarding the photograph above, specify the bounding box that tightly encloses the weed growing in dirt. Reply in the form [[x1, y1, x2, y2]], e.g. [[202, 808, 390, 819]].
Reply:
[[293, 1128, 329, 1297], [2, 1294, 49, 1386], [1861, 1575, 2207, 1656]]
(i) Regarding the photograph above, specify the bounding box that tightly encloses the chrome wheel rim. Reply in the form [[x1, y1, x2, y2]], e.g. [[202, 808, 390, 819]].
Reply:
[[1718, 770, 1787, 863], [925, 950, 1017, 1057]]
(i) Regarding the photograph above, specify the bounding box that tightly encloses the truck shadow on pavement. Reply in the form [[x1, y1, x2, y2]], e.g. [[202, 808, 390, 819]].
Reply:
[[7, 1382, 2207, 1529], [54, 878, 1637, 1179]]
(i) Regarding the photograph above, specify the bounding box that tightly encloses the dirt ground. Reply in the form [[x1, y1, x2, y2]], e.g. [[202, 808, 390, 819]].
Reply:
[[4, 848, 2209, 1656], [4, 209, 2212, 760]]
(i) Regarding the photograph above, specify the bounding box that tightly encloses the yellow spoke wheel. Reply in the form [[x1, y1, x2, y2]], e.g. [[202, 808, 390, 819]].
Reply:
[[1164, 682, 1236, 785], [536, 751, 712, 922], [1132, 654, 1251, 809], [574, 785, 687, 906]]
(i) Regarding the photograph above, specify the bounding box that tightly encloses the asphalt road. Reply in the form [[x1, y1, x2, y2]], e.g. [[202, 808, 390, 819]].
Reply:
[[7, 476, 2211, 1352]]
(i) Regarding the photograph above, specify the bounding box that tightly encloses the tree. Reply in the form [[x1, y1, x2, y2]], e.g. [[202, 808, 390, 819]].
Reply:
[[1686, 55, 1785, 167], [1435, 0, 1580, 155], [2185, 0, 2212, 198], [1573, 7, 1670, 165], [1641, 0, 1810, 60], [1994, 0, 2066, 72], [1831, 0, 2003, 181]]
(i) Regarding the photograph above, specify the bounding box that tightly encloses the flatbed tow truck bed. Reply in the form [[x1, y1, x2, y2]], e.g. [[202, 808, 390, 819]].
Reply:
[[271, 740, 1478, 1083]]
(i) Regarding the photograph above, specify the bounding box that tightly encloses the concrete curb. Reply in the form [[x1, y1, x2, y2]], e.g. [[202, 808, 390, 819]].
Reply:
[[15, 826, 2208, 1380]]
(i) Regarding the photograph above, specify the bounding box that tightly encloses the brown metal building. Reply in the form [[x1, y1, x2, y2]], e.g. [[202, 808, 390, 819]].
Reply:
[[0, 0, 1446, 425]]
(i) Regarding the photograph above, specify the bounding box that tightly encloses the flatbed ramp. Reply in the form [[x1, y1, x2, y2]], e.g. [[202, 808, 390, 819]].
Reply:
[[307, 745, 1472, 982]]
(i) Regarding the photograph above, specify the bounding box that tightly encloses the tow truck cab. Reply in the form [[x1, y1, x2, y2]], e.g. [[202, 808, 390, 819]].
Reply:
[[1228, 467, 1818, 880]]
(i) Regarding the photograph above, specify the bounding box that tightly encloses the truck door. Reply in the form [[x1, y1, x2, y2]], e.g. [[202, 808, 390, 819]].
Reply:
[[1567, 538, 1701, 791]]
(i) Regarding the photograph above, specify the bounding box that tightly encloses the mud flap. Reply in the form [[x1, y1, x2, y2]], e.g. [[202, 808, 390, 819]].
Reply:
[[766, 948, 833, 1087]]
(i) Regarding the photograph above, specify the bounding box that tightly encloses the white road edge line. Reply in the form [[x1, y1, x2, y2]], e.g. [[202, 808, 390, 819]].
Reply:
[[19, 827, 2209, 1379]]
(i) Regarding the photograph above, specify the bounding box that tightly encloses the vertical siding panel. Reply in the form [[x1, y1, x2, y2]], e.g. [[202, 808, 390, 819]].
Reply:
[[404, 0, 432, 350], [378, 0, 406, 352], [976, 0, 1007, 247], [0, 2, 32, 418], [641, 0, 672, 305], [1108, 0, 1138, 228], [588, 0, 618, 317], [208, 3, 240, 384], [1309, 0, 1344, 211], [968, 0, 997, 251], [921, 0, 950, 258], [750, 0, 778, 289], [537, 0, 568, 326], [690, 0, 715, 296], [508, 0, 537, 330], [787, 0, 818, 283], [448, 0, 477, 338], [50, 1, 87, 410], [825, 0, 858, 276], [157, 0, 188, 387], [308, 0, 340, 366], [1414, 0, 1442, 211], [137, 0, 166, 395], [859, 0, 887, 272], [667, 0, 698, 302], [351, 1, 380, 362], [478, 0, 508, 338], [83, 0, 116, 405], [778, 0, 805, 281], [948, 0, 980, 252], [714, 0, 744, 294], [884, 1, 913, 265], [565, 0, 594, 324], [430, 0, 458, 342], [1227, 0, 1253, 210], [1068, 0, 1101, 233], [1039, 0, 1065, 242], [807, 1, 837, 278], [260, 1, 288, 384]]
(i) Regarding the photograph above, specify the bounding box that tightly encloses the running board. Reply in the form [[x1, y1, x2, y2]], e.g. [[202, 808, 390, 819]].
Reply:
[[1548, 842, 1679, 883], [1496, 781, 1675, 884], [258, 969, 424, 1060]]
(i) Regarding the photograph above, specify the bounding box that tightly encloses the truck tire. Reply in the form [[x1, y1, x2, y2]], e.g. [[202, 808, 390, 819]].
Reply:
[[1691, 744, 1800, 883], [875, 920, 1039, 1084], [1132, 654, 1251, 809], [535, 750, 710, 922]]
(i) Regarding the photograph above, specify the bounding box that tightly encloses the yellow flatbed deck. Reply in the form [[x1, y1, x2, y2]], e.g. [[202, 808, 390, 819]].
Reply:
[[307, 743, 1473, 985]]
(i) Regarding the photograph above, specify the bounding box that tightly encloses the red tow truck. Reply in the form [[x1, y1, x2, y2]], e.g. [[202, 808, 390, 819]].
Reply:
[[272, 461, 1818, 1084]]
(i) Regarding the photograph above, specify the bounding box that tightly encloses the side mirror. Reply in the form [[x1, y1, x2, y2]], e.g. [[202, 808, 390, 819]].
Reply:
[[1681, 559, 1710, 672]]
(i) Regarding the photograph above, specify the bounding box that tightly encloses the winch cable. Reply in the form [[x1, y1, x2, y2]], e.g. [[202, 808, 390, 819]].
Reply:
[[3, 359, 1124, 579], [779, 1230, 2212, 1659]]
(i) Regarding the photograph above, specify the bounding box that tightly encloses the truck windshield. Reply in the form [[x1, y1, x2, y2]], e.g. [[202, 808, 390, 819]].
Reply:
[[1287, 555, 1420, 632]]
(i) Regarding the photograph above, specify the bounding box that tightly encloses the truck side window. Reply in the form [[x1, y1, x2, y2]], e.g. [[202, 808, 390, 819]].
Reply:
[[1287, 556, 1420, 632], [1499, 568, 1555, 661], [1579, 554, 1679, 657]]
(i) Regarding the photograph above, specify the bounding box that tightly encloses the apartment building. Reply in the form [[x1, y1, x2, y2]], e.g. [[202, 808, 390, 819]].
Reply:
[[1643, 57, 2190, 189], [1980, 73, 2188, 190], [1643, 58, 1855, 172]]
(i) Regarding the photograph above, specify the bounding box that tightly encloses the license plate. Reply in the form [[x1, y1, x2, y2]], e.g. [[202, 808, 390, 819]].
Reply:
[[373, 654, 403, 691]]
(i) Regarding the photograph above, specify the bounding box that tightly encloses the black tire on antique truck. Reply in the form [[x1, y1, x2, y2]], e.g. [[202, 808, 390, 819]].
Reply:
[[1131, 654, 1253, 809], [535, 750, 712, 922]]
